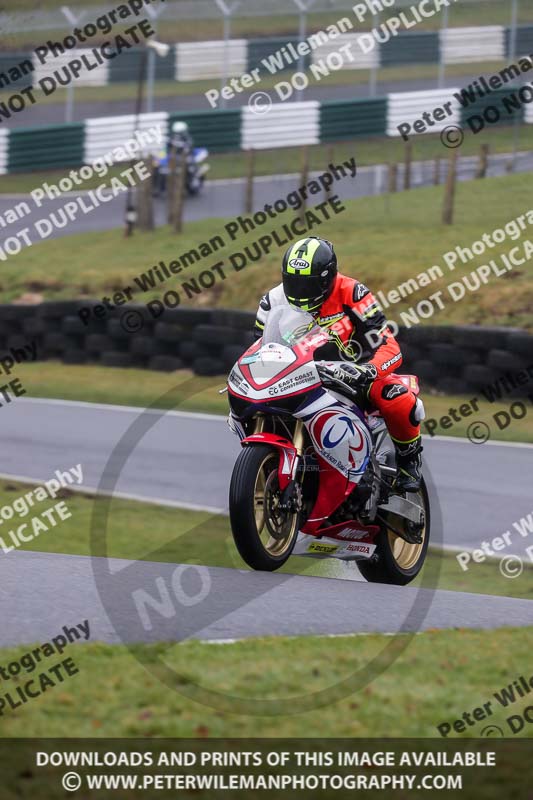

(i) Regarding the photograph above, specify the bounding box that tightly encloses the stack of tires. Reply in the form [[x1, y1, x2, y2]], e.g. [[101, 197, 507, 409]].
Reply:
[[0, 301, 531, 389]]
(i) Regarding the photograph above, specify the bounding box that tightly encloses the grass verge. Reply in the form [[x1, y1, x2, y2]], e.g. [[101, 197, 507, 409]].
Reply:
[[0, 627, 531, 737], [208, 123, 533, 180], [3, 172, 533, 332], [0, 473, 532, 738], [0, 469, 531, 739]]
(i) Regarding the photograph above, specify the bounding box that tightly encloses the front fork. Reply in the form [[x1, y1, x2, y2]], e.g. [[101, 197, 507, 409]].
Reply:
[[250, 417, 305, 513], [252, 415, 265, 435], [292, 420, 305, 454], [280, 420, 304, 513]]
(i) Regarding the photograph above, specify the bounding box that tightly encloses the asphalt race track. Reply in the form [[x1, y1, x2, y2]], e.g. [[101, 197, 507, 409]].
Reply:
[[1, 398, 532, 552], [2, 153, 533, 239], [0, 71, 499, 129], [2, 550, 533, 647], [0, 397, 531, 646]]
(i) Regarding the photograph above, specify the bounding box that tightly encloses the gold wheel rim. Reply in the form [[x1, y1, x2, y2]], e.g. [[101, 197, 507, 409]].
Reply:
[[386, 488, 426, 571], [253, 453, 299, 558]]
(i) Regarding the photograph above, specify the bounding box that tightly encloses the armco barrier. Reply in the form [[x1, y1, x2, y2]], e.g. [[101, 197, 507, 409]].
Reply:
[[459, 87, 526, 128], [8, 122, 84, 172], [0, 129, 8, 175], [311, 33, 378, 70], [4, 74, 533, 173], [247, 37, 312, 74], [84, 111, 168, 162], [320, 98, 387, 141], [1, 23, 528, 88], [386, 88, 461, 137], [168, 109, 241, 153], [176, 40, 248, 81], [241, 101, 320, 150], [33, 50, 109, 87], [380, 31, 439, 67], [108, 47, 175, 84], [440, 26, 505, 65], [2, 302, 532, 396], [506, 24, 533, 60], [0, 52, 34, 89]]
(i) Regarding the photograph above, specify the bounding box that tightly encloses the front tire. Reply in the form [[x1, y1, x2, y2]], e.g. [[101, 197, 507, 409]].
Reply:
[[229, 445, 300, 571], [358, 478, 430, 585]]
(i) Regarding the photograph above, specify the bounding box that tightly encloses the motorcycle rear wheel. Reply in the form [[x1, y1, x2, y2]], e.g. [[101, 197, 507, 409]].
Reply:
[[229, 445, 300, 571], [358, 478, 430, 585]]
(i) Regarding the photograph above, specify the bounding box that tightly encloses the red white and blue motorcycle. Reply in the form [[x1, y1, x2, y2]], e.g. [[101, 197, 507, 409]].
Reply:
[[227, 307, 429, 585]]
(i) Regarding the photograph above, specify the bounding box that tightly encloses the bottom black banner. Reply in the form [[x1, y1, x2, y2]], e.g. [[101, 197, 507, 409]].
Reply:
[[0, 738, 531, 799]]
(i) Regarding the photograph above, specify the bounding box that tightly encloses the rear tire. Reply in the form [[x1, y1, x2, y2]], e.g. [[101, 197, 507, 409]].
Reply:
[[229, 445, 300, 571], [358, 478, 430, 585]]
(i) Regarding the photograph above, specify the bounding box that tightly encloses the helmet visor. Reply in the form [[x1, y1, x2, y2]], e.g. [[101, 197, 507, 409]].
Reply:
[[282, 273, 325, 311]]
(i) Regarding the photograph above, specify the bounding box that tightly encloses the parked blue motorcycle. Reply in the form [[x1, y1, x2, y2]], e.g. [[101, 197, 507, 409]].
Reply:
[[153, 121, 210, 197]]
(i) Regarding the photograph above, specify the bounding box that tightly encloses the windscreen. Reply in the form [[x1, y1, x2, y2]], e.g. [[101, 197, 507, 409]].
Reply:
[[262, 306, 319, 347]]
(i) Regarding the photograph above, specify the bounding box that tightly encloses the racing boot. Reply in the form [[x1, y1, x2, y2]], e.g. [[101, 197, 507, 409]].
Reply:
[[393, 436, 423, 493]]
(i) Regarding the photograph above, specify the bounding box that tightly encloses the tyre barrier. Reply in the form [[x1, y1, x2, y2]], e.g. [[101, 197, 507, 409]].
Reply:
[[0, 302, 531, 397]]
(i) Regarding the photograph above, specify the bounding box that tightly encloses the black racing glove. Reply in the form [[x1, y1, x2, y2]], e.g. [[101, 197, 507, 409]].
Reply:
[[317, 361, 377, 391]]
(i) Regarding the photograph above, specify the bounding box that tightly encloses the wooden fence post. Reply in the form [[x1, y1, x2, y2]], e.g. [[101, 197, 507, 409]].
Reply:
[[173, 149, 187, 234], [136, 158, 154, 231], [442, 148, 458, 226], [388, 162, 397, 193], [167, 146, 177, 225], [245, 148, 255, 214], [476, 144, 489, 179], [403, 141, 412, 190], [299, 145, 309, 224], [326, 144, 335, 200], [433, 157, 441, 185]]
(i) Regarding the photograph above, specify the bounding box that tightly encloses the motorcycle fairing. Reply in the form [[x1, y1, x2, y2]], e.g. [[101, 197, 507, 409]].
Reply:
[[295, 391, 373, 535], [310, 519, 380, 542], [292, 532, 378, 560], [241, 433, 298, 491], [228, 360, 321, 402]]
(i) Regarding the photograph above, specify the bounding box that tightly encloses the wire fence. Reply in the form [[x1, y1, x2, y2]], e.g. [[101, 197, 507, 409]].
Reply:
[[0, 0, 529, 123], [0, 0, 528, 34], [0, 0, 531, 33]]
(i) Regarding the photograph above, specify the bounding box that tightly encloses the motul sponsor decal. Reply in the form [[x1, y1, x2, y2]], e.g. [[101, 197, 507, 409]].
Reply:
[[336, 527, 372, 540]]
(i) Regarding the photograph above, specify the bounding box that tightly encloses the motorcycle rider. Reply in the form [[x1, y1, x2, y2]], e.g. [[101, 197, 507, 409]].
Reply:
[[254, 236, 424, 492]]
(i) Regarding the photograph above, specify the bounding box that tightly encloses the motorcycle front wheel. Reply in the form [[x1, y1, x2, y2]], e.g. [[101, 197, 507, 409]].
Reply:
[[187, 176, 204, 196], [229, 445, 300, 571]]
